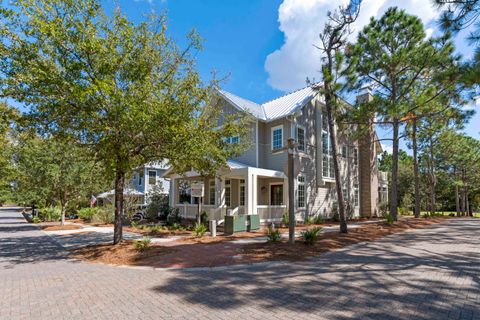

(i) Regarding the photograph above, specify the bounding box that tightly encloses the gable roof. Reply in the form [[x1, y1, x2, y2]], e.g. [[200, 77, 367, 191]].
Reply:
[[218, 84, 322, 122]]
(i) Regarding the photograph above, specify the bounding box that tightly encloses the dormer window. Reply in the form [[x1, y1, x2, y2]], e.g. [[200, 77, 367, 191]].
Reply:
[[271, 125, 283, 150]]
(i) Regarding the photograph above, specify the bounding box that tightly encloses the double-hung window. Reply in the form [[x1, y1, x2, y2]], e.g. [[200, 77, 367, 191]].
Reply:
[[148, 171, 156, 185], [271, 125, 283, 150], [208, 180, 215, 205], [297, 175, 306, 208], [296, 125, 306, 152], [322, 112, 334, 178], [239, 179, 245, 206], [342, 145, 348, 158], [354, 183, 359, 206], [353, 147, 358, 165]]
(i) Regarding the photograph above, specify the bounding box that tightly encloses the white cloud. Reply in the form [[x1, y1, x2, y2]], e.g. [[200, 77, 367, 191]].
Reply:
[[265, 0, 442, 92]]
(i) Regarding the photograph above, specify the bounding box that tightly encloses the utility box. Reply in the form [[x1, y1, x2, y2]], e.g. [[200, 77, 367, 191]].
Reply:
[[247, 215, 260, 231], [224, 215, 246, 235]]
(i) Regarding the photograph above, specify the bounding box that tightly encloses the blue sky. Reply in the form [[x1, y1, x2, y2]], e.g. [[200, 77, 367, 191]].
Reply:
[[9, 0, 479, 152], [110, 0, 479, 153]]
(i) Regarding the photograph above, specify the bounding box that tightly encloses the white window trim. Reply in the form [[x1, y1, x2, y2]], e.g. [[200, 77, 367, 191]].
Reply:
[[271, 125, 284, 151], [239, 179, 245, 207], [269, 182, 284, 206], [148, 170, 157, 185], [296, 125, 306, 152], [297, 175, 306, 209]]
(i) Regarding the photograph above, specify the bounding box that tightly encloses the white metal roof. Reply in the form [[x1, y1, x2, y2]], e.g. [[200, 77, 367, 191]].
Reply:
[[218, 84, 322, 122], [218, 90, 266, 120]]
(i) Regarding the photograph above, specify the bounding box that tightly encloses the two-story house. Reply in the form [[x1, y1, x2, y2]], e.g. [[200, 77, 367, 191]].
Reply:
[[164, 84, 388, 223]]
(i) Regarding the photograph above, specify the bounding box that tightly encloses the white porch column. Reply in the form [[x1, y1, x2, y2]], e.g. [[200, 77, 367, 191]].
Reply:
[[169, 178, 176, 207], [246, 168, 257, 216], [283, 177, 289, 207], [216, 176, 225, 207]]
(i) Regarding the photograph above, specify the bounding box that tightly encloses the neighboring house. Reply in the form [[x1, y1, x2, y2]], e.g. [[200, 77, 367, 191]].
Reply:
[[164, 84, 388, 223], [131, 161, 171, 205], [97, 161, 171, 206]]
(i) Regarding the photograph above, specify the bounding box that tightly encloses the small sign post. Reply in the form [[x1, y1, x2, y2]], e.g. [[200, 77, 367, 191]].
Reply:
[[191, 182, 204, 225]]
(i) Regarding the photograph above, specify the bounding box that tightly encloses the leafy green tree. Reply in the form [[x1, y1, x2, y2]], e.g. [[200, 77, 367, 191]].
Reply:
[[437, 130, 480, 215], [435, 0, 480, 84], [14, 134, 109, 224], [0, 0, 247, 243], [0, 103, 16, 204], [316, 0, 360, 233], [346, 7, 461, 220]]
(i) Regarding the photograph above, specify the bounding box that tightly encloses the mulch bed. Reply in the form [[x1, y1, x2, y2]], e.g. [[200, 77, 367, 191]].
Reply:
[[41, 224, 83, 231], [70, 241, 176, 266], [69, 217, 454, 268], [240, 217, 451, 263]]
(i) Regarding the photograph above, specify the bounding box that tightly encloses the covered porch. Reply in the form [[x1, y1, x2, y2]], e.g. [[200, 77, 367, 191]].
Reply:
[[165, 161, 288, 224]]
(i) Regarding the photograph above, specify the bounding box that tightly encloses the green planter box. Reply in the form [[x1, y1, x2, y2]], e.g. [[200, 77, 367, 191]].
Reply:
[[247, 215, 260, 231], [224, 215, 246, 235]]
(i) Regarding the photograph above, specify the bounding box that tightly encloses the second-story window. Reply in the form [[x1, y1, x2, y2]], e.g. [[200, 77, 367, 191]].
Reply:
[[353, 147, 358, 165], [342, 145, 348, 158], [271, 125, 283, 150], [296, 125, 305, 152], [148, 171, 156, 185], [225, 136, 239, 144]]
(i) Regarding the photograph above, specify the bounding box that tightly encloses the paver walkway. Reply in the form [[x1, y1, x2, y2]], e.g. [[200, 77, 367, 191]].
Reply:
[[0, 207, 479, 319]]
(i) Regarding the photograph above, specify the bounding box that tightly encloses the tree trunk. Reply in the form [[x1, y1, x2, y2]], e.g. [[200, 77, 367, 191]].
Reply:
[[325, 89, 347, 233], [412, 118, 420, 218], [454, 168, 460, 216], [113, 168, 125, 244], [390, 118, 399, 220], [60, 203, 66, 226], [429, 135, 436, 215]]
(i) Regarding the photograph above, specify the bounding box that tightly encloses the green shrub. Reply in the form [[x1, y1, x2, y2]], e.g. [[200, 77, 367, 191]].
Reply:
[[133, 237, 152, 251], [77, 207, 100, 222], [301, 227, 321, 245], [305, 216, 314, 225], [193, 222, 207, 238], [166, 208, 182, 226], [266, 228, 281, 242], [38, 207, 61, 222], [449, 213, 455, 217], [313, 215, 324, 224], [379, 201, 389, 217], [422, 213, 430, 219], [332, 212, 339, 222], [32, 216, 41, 224], [91, 206, 114, 224], [385, 214, 394, 225], [130, 220, 139, 228], [282, 212, 289, 227]]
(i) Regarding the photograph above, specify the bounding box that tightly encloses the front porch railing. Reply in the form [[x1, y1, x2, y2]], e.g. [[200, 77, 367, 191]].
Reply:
[[257, 205, 286, 222], [175, 204, 286, 224]]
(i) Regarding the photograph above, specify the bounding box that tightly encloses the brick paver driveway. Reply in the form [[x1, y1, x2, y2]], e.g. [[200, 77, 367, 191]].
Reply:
[[1, 207, 479, 320]]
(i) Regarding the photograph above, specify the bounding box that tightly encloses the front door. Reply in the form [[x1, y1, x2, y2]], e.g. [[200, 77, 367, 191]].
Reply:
[[270, 184, 283, 206]]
